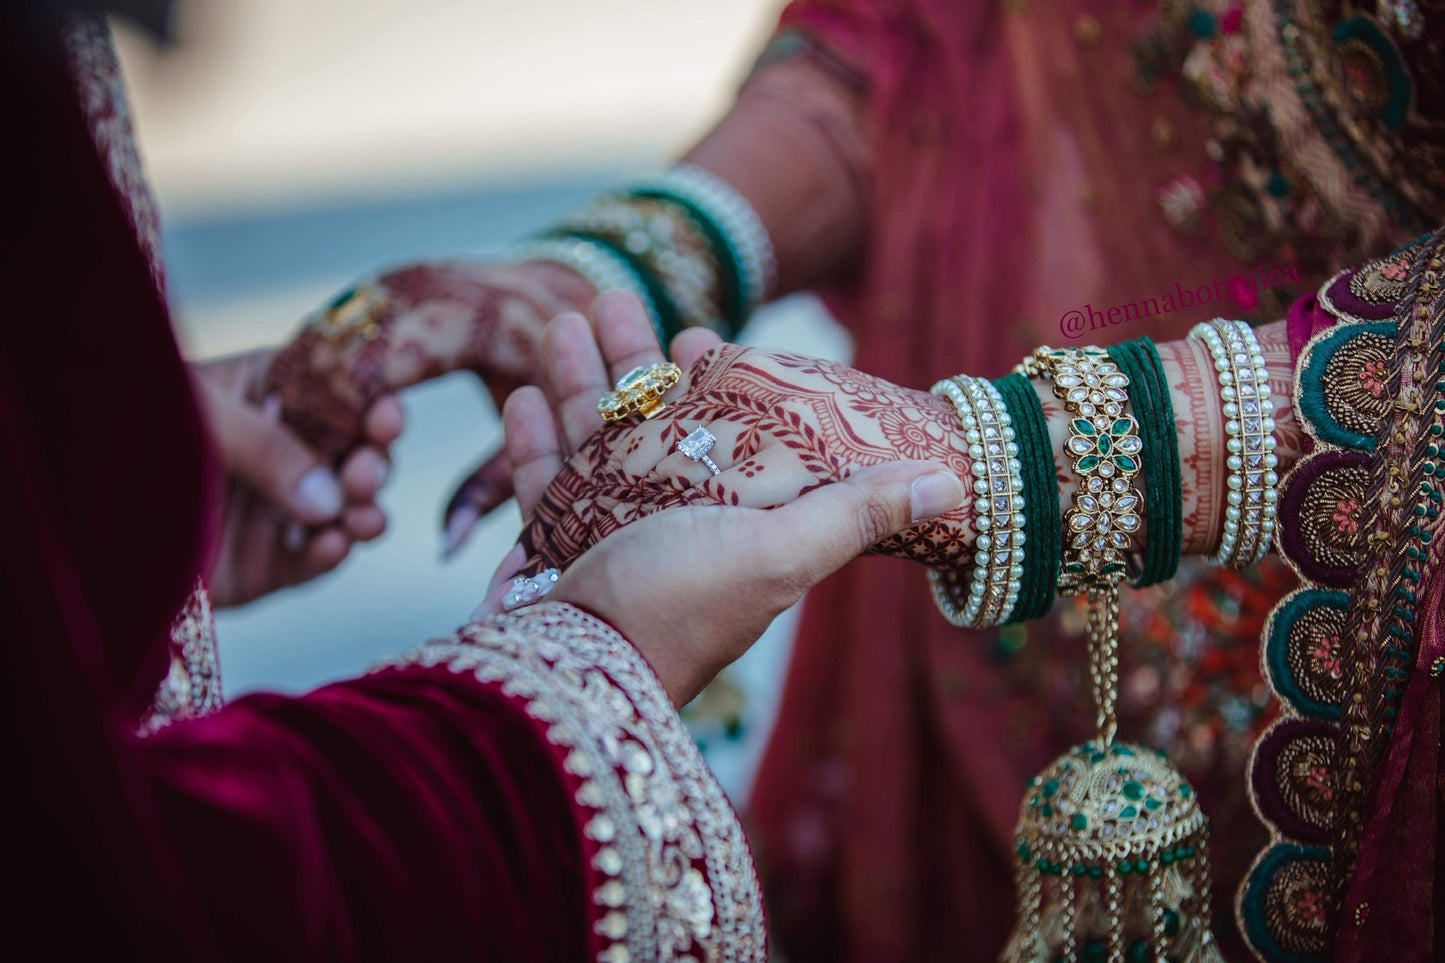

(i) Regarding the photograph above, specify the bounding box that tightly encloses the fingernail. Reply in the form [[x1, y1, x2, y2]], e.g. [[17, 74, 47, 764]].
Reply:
[[470, 585, 507, 622], [501, 568, 560, 612], [910, 471, 965, 522], [442, 506, 481, 560], [282, 520, 307, 553], [366, 457, 390, 490], [295, 468, 344, 519]]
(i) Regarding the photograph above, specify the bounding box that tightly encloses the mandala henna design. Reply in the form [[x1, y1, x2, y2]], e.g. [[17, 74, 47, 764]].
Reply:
[[264, 260, 594, 460]]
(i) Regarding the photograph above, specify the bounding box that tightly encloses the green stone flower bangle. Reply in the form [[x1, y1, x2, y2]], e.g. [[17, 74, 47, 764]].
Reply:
[[1022, 346, 1144, 596]]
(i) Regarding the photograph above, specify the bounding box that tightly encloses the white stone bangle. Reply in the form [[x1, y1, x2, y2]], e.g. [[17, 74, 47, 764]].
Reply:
[[508, 237, 663, 340], [929, 375, 1026, 627], [1188, 320, 1279, 569], [558, 198, 725, 333], [622, 164, 777, 315]]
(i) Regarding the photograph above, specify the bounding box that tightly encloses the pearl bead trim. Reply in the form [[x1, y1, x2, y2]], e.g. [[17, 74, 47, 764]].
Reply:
[[1189, 319, 1279, 569], [930, 374, 1027, 626]]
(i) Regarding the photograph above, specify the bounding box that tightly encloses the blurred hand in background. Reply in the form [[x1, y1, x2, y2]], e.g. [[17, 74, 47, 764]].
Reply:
[[261, 259, 599, 556], [194, 346, 403, 606]]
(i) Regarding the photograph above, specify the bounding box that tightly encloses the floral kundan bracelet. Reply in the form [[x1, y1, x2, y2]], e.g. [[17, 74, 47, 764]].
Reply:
[[1021, 346, 1143, 596]]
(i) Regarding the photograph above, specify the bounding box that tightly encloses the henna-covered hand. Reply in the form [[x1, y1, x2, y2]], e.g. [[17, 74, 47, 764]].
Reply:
[[517, 343, 979, 576], [512, 310, 1305, 587], [262, 258, 596, 523]]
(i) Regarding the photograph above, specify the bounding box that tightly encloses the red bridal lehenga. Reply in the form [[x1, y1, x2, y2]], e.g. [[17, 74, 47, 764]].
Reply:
[[742, 0, 1445, 960]]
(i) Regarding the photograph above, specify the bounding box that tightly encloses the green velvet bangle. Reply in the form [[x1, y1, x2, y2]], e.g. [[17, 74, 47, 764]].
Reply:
[[625, 188, 745, 333], [537, 228, 685, 348], [993, 373, 1060, 622], [1105, 339, 1182, 587]]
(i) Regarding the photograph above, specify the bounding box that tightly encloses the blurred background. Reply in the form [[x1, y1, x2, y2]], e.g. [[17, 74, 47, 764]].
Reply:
[[115, 0, 851, 797]]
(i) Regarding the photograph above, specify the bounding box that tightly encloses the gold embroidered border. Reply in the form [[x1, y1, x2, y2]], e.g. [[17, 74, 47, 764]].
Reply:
[[1328, 232, 1445, 897], [1239, 228, 1445, 960], [140, 579, 224, 735], [386, 602, 766, 962]]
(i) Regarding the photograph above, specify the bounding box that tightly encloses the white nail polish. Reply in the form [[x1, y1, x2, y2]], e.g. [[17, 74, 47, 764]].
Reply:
[[501, 569, 560, 612], [295, 468, 343, 518], [282, 521, 307, 553]]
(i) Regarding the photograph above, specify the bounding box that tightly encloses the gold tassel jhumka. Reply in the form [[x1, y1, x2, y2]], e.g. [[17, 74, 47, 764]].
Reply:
[[1006, 348, 1221, 963]]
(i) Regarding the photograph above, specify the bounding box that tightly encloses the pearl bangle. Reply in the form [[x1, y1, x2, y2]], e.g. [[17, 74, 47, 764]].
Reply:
[[622, 165, 776, 316], [1189, 319, 1279, 569], [929, 375, 1026, 627], [553, 197, 726, 334], [508, 237, 664, 342]]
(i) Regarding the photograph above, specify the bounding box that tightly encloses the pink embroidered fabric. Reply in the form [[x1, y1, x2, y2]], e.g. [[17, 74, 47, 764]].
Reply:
[[743, 1, 1418, 958]]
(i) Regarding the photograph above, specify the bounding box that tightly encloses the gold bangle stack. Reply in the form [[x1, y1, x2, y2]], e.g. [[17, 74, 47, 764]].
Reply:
[[556, 196, 727, 334]]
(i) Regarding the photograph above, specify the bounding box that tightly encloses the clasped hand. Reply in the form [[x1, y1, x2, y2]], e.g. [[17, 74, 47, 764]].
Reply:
[[476, 292, 969, 705]]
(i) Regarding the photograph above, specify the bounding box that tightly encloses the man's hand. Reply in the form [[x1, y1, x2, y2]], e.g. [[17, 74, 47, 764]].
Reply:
[[261, 259, 597, 555]]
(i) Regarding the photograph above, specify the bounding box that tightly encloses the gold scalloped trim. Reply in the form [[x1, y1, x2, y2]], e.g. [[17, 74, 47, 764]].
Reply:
[[1239, 229, 1445, 961]]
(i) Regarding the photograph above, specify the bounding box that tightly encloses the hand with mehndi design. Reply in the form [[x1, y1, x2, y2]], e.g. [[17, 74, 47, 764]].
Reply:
[[262, 259, 598, 542], [485, 293, 1308, 598], [471, 291, 967, 706], [479, 291, 979, 586]]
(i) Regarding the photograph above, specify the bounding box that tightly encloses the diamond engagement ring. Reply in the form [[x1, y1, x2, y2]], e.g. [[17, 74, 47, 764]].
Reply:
[[597, 362, 683, 423], [502, 568, 560, 612], [677, 425, 722, 476]]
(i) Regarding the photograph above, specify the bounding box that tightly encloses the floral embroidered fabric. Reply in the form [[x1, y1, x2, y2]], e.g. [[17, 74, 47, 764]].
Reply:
[[1241, 227, 1445, 961], [1138, 0, 1445, 284], [385, 603, 768, 962]]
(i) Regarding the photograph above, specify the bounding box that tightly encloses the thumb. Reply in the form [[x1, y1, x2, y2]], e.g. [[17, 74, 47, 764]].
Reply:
[[207, 388, 344, 524], [756, 461, 965, 589]]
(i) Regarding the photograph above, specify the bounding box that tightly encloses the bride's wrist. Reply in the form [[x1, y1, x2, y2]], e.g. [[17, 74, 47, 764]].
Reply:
[[1161, 319, 1300, 557], [887, 387, 981, 569]]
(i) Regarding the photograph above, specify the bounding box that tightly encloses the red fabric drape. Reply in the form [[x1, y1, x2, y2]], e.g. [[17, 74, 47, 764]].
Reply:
[[1331, 568, 1445, 963], [2, 14, 591, 957]]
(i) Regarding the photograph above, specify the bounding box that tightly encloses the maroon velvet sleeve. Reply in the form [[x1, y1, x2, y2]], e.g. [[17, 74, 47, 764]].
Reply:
[[135, 665, 591, 960]]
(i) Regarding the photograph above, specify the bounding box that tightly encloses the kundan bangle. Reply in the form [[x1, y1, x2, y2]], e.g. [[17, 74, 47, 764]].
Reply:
[[993, 373, 1060, 623], [1021, 346, 1144, 596], [1188, 320, 1279, 568], [508, 237, 666, 344], [929, 374, 1026, 627], [622, 165, 777, 327], [1106, 338, 1182, 587]]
